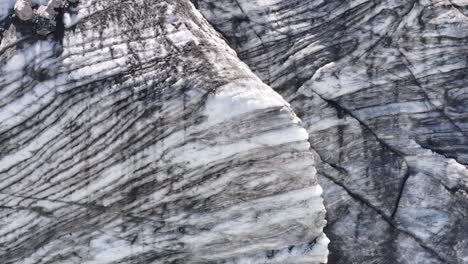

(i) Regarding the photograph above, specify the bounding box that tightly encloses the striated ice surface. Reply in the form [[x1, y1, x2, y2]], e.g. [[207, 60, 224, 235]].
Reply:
[[195, 0, 468, 263], [0, 0, 328, 263], [3, 0, 467, 262]]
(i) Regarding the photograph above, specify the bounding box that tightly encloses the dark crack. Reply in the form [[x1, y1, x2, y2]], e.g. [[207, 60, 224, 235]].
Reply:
[[390, 167, 411, 218], [319, 163, 449, 263], [309, 88, 413, 215], [305, 88, 452, 262], [397, 47, 468, 146]]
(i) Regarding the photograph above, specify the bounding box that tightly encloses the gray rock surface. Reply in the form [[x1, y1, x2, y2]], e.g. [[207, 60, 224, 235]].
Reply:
[[14, 0, 33, 21], [194, 0, 468, 263], [0, 0, 328, 263]]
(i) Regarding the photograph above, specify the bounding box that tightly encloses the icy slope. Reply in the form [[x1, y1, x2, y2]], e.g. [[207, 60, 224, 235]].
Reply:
[[0, 0, 328, 263]]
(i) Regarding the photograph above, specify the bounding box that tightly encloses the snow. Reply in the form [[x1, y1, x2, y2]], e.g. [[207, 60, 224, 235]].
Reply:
[[4, 52, 27, 72], [0, 0, 15, 20], [3, 40, 55, 73], [167, 29, 198, 47], [204, 79, 288, 125]]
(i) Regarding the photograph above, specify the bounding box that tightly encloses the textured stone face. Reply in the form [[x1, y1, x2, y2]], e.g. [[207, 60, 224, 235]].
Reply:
[[0, 0, 328, 263], [10, 0, 68, 36], [194, 0, 468, 263], [14, 0, 33, 21]]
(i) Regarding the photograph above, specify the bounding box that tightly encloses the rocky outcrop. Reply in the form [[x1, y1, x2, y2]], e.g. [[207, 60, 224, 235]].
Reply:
[[0, 0, 328, 263], [11, 0, 72, 36], [194, 0, 468, 263], [14, 0, 33, 21]]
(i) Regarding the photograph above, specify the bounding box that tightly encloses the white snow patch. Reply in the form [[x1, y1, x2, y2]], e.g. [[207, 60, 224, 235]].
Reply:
[[167, 29, 198, 47], [204, 78, 287, 125], [3, 40, 56, 73], [63, 12, 81, 28], [4, 52, 27, 72]]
